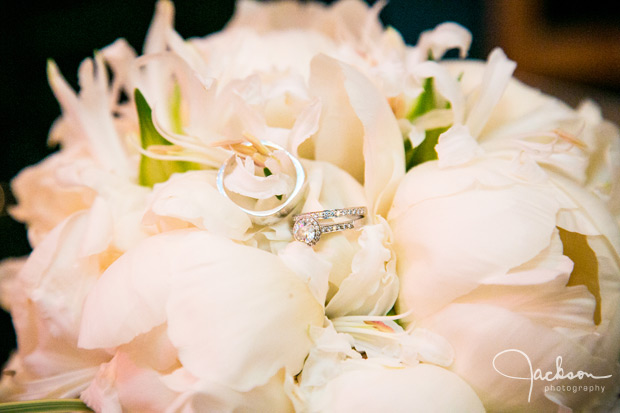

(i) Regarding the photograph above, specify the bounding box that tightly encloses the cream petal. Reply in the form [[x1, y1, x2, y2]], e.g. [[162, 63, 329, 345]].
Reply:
[[310, 54, 365, 183], [0, 257, 26, 311], [99, 39, 137, 106], [1, 356, 100, 401], [78, 233, 177, 349], [419, 303, 620, 412], [411, 108, 454, 131], [465, 48, 516, 138], [310, 55, 405, 217], [61, 165, 151, 253], [165, 240, 323, 391], [137, 0, 176, 118], [47, 56, 130, 176], [435, 124, 483, 168], [224, 156, 294, 200], [296, 161, 368, 298], [1, 210, 112, 400], [18, 209, 110, 341], [163, 368, 294, 413], [9, 149, 96, 247], [144, 170, 252, 240], [389, 157, 520, 220], [143, 0, 174, 55], [299, 323, 359, 389], [482, 228, 574, 286], [278, 242, 332, 307], [392, 167, 560, 317], [289, 99, 322, 157], [79, 230, 324, 392], [337, 58, 405, 217], [416, 22, 472, 60], [308, 361, 484, 413], [441, 60, 573, 143], [553, 173, 620, 255], [81, 351, 179, 413], [408, 327, 455, 367], [458, 273, 597, 331], [325, 220, 398, 317]]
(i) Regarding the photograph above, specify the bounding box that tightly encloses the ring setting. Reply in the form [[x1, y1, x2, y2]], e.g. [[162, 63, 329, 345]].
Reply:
[[293, 207, 367, 246]]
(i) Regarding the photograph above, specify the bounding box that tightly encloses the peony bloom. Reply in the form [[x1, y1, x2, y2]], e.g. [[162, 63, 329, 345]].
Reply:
[[389, 47, 620, 411]]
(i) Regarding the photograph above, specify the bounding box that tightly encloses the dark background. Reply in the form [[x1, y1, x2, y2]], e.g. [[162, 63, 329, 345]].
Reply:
[[1, 0, 618, 375]]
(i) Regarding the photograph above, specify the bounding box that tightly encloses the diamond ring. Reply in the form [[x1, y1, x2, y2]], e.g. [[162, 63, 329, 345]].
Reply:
[[293, 207, 367, 246], [216, 141, 307, 225]]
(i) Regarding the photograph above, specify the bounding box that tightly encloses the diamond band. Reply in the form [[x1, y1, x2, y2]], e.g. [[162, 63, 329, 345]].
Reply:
[[293, 207, 367, 246]]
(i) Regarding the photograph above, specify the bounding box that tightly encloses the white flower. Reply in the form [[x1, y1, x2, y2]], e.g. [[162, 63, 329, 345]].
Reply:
[[77, 230, 324, 408], [389, 46, 620, 411], [0, 208, 114, 400]]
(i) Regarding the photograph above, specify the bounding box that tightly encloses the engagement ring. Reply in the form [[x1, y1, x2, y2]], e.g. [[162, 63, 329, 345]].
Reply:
[[293, 207, 367, 246]]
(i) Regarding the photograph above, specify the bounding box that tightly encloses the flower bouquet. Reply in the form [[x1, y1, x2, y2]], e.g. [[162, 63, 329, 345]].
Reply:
[[1, 1, 619, 412]]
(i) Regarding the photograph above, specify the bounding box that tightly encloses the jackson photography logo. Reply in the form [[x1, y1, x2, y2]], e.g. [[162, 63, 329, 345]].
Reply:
[[492, 349, 613, 403]]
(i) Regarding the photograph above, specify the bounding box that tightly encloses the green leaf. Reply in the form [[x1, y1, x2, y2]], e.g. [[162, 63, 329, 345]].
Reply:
[[405, 127, 447, 170], [135, 88, 196, 187], [407, 77, 436, 121], [169, 83, 183, 135], [404, 75, 453, 170], [0, 399, 92, 412]]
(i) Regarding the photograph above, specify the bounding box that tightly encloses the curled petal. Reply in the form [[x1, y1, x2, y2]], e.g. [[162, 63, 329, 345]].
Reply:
[[224, 156, 294, 200], [325, 220, 398, 317], [144, 170, 251, 239], [435, 124, 483, 168], [465, 48, 516, 137], [416, 22, 472, 61]]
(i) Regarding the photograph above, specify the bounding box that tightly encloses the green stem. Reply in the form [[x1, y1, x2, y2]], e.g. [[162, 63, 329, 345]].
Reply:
[[0, 399, 92, 413]]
